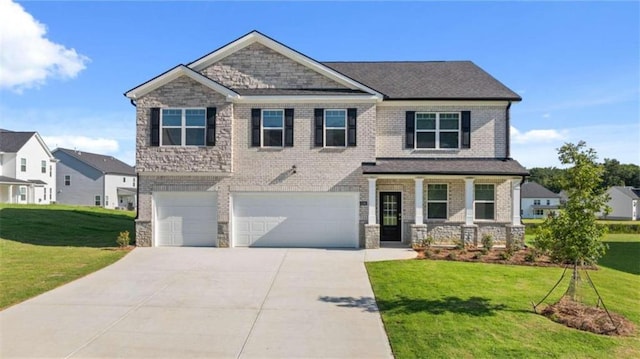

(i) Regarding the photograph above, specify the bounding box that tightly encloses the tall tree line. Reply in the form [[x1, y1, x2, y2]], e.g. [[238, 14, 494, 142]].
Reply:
[[528, 159, 640, 193]]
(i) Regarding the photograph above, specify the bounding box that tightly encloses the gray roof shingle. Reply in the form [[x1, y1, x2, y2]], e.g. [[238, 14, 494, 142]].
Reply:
[[323, 61, 521, 100], [235, 88, 368, 96], [54, 148, 135, 175], [0, 130, 35, 152], [362, 158, 528, 176], [521, 182, 560, 198], [612, 186, 640, 200]]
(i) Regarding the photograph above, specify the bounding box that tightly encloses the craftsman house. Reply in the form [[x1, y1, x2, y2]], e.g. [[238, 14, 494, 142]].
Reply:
[[125, 31, 528, 248]]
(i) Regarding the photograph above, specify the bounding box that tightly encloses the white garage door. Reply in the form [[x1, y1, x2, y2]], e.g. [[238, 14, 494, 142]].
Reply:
[[232, 192, 359, 248], [154, 192, 217, 247]]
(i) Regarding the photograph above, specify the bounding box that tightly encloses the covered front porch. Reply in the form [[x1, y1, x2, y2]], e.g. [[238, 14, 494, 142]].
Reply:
[[361, 158, 528, 249], [0, 176, 44, 204]]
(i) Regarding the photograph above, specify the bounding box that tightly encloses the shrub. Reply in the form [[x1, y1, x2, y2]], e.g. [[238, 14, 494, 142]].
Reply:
[[472, 252, 483, 260], [446, 252, 457, 260], [498, 250, 513, 260], [116, 230, 130, 248], [480, 248, 489, 255], [524, 250, 538, 262], [481, 234, 494, 250]]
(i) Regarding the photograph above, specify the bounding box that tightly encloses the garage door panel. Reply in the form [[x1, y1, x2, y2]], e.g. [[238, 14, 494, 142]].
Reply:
[[154, 192, 217, 247], [232, 193, 358, 248]]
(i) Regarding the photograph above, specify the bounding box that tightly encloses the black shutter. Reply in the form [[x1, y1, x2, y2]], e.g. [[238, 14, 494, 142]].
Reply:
[[405, 111, 415, 149], [206, 107, 216, 146], [251, 108, 261, 147], [150, 108, 160, 146], [461, 111, 471, 149], [284, 108, 294, 147], [347, 108, 357, 147], [314, 108, 324, 147]]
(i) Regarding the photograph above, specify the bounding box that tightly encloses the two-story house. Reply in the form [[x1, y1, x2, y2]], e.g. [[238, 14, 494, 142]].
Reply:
[[53, 148, 136, 210], [125, 31, 528, 249], [0, 129, 57, 204], [520, 181, 561, 219]]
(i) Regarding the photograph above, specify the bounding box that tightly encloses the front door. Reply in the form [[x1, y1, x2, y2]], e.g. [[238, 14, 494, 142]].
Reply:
[[380, 192, 402, 241]]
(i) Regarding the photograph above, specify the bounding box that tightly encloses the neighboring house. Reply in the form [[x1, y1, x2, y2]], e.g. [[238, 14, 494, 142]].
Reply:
[[53, 148, 136, 210], [521, 181, 561, 219], [0, 129, 57, 204], [601, 186, 639, 220], [124, 30, 528, 248]]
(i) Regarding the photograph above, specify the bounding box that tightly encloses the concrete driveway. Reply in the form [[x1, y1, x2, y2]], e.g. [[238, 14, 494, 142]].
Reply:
[[0, 247, 414, 358]]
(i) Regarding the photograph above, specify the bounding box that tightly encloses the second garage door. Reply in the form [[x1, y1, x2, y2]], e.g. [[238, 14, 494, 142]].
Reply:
[[232, 192, 359, 248], [154, 192, 217, 247]]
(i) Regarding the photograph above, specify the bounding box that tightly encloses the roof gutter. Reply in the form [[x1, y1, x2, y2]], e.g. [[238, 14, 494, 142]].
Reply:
[[505, 101, 512, 159], [130, 99, 137, 107]]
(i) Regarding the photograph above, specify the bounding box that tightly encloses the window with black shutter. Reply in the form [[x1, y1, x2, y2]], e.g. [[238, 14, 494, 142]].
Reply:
[[206, 107, 216, 146]]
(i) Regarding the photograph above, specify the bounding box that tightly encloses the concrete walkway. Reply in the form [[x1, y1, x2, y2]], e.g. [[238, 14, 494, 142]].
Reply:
[[0, 247, 415, 358]]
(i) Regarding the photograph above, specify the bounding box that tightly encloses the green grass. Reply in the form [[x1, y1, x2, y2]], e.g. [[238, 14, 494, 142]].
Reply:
[[366, 234, 640, 358], [0, 204, 135, 309]]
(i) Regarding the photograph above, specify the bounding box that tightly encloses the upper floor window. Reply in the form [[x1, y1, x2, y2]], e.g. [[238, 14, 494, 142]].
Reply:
[[546, 199, 551, 205], [64, 175, 71, 186], [533, 199, 541, 205], [251, 108, 293, 148], [49, 165, 52, 177], [427, 184, 448, 219], [474, 184, 495, 220], [20, 158, 26, 172], [161, 108, 206, 146], [123, 177, 126, 183], [133, 178, 136, 187], [262, 110, 284, 147], [406, 111, 470, 150], [325, 109, 347, 147], [314, 108, 357, 148], [415, 112, 459, 149], [41, 160, 47, 173]]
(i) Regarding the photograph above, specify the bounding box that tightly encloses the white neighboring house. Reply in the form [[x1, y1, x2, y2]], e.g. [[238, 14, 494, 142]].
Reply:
[[602, 186, 639, 220], [521, 182, 561, 219], [0, 129, 57, 204], [53, 148, 136, 210]]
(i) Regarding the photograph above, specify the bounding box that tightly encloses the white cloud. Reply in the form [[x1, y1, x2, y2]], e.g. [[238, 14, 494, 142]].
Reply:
[[510, 126, 567, 144], [0, 0, 89, 92], [542, 113, 550, 119], [43, 135, 119, 154]]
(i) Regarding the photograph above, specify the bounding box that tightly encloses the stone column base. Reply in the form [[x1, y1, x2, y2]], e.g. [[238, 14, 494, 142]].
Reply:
[[461, 225, 478, 248], [410, 224, 428, 246], [218, 221, 229, 248], [506, 224, 525, 251], [135, 220, 152, 247], [365, 224, 380, 249]]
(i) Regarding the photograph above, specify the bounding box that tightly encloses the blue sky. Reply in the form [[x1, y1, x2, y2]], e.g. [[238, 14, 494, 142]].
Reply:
[[1, 0, 638, 168]]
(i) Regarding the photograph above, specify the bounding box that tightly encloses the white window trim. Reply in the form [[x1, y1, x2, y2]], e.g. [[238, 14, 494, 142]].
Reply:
[[19, 186, 26, 201], [260, 109, 285, 148], [324, 109, 347, 148], [95, 195, 101, 206], [474, 183, 495, 221], [414, 112, 461, 149], [426, 183, 448, 220], [160, 108, 207, 147], [41, 160, 47, 174], [533, 199, 541, 205], [64, 175, 71, 186], [20, 158, 26, 172]]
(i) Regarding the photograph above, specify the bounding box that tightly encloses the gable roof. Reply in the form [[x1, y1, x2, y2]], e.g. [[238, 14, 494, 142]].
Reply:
[[124, 30, 520, 102], [610, 186, 640, 200], [521, 182, 560, 198], [0, 130, 35, 152], [54, 148, 135, 176], [124, 65, 239, 100], [323, 61, 522, 101]]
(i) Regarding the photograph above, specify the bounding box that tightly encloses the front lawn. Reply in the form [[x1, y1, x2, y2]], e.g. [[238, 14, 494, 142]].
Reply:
[[366, 234, 640, 358], [0, 204, 135, 310]]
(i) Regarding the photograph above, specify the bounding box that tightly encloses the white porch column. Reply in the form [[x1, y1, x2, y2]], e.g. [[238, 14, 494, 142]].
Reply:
[[464, 178, 475, 225], [511, 179, 522, 225], [8, 185, 13, 204], [367, 178, 377, 224], [414, 178, 424, 224]]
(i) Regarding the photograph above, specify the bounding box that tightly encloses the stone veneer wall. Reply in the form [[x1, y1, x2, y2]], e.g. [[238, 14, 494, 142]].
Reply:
[[201, 43, 346, 90]]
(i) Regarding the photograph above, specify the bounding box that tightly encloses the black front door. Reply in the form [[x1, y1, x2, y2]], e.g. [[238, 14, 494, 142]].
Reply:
[[380, 192, 402, 241]]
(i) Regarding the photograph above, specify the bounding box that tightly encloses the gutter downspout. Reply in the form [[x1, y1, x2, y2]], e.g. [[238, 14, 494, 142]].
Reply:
[[135, 173, 139, 220], [505, 101, 512, 159]]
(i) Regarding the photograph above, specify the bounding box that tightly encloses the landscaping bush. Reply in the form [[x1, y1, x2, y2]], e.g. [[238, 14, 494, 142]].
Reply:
[[526, 222, 640, 235]]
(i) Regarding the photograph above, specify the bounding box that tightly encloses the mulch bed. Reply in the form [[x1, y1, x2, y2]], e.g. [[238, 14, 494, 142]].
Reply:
[[541, 297, 636, 336], [414, 246, 597, 269]]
